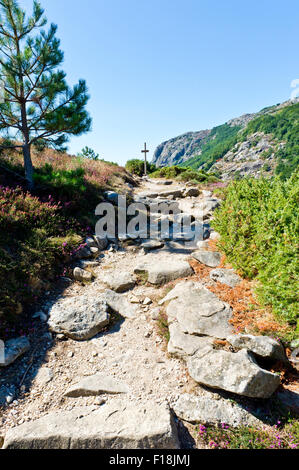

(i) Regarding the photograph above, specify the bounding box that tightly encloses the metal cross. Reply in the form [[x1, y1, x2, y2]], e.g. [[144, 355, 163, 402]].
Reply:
[[141, 142, 149, 176]]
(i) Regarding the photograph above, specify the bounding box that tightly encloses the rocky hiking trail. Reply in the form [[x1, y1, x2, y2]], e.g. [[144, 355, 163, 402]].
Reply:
[[0, 179, 298, 449]]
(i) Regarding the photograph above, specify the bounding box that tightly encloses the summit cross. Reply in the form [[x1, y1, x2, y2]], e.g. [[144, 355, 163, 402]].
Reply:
[[141, 142, 149, 176]]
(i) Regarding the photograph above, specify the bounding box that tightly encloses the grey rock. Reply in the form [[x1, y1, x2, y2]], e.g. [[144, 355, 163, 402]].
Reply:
[[134, 259, 193, 285], [48, 295, 110, 341], [165, 281, 232, 339], [173, 394, 262, 427], [140, 240, 165, 251], [184, 187, 200, 197], [168, 323, 213, 358], [210, 268, 241, 288], [2, 402, 179, 449], [101, 289, 138, 319], [104, 272, 135, 293], [0, 337, 30, 367], [64, 373, 129, 397], [95, 236, 108, 251], [187, 348, 280, 398], [192, 251, 221, 267], [74, 245, 93, 260], [227, 334, 286, 362], [73, 267, 93, 282]]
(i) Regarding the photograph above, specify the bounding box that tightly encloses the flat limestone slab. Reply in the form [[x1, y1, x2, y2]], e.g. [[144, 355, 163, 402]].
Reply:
[[134, 259, 193, 285], [168, 323, 213, 358], [64, 373, 129, 397], [2, 402, 180, 449], [165, 281, 233, 339]]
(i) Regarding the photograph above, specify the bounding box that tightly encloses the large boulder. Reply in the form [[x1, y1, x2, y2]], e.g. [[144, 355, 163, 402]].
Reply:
[[134, 259, 193, 285], [64, 373, 129, 397], [2, 402, 180, 449], [0, 337, 30, 367], [187, 348, 280, 398], [172, 394, 262, 427], [48, 295, 110, 341], [165, 281, 233, 339], [210, 268, 241, 288], [192, 251, 221, 268], [227, 334, 286, 362]]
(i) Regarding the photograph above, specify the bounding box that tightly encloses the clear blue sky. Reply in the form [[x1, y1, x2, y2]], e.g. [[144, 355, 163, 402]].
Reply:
[[19, 0, 299, 165]]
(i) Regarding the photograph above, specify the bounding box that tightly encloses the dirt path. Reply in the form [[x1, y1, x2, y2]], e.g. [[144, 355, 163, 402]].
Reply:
[[1, 179, 208, 446]]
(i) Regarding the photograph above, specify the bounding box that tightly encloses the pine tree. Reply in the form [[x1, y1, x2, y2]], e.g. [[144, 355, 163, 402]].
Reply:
[[0, 0, 91, 188]]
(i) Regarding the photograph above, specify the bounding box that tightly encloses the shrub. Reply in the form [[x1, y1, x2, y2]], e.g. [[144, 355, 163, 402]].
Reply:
[[0, 186, 82, 327], [125, 159, 156, 176], [149, 165, 217, 183], [212, 172, 299, 328]]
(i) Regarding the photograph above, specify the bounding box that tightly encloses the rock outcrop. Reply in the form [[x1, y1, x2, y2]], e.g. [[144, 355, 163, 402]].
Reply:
[[2, 402, 180, 449]]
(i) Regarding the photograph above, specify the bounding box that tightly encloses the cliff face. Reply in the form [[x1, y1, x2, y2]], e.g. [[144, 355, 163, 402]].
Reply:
[[152, 98, 299, 179], [152, 129, 211, 167]]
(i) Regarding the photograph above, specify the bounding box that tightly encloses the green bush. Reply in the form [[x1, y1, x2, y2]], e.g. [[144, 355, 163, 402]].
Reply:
[[149, 165, 217, 183], [125, 159, 156, 176], [212, 172, 299, 328]]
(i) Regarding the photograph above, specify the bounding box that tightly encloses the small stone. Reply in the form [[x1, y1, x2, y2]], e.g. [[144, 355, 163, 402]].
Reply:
[[73, 267, 93, 282], [68, 352, 74, 358], [143, 297, 152, 305], [192, 251, 221, 268], [210, 268, 242, 288], [64, 373, 130, 397]]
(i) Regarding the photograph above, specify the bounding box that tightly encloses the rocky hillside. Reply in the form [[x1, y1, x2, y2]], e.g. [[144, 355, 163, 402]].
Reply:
[[152, 98, 299, 180], [153, 129, 211, 167]]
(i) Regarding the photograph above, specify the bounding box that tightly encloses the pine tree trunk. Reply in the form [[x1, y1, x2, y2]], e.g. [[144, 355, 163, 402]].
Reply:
[[23, 143, 34, 190]]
